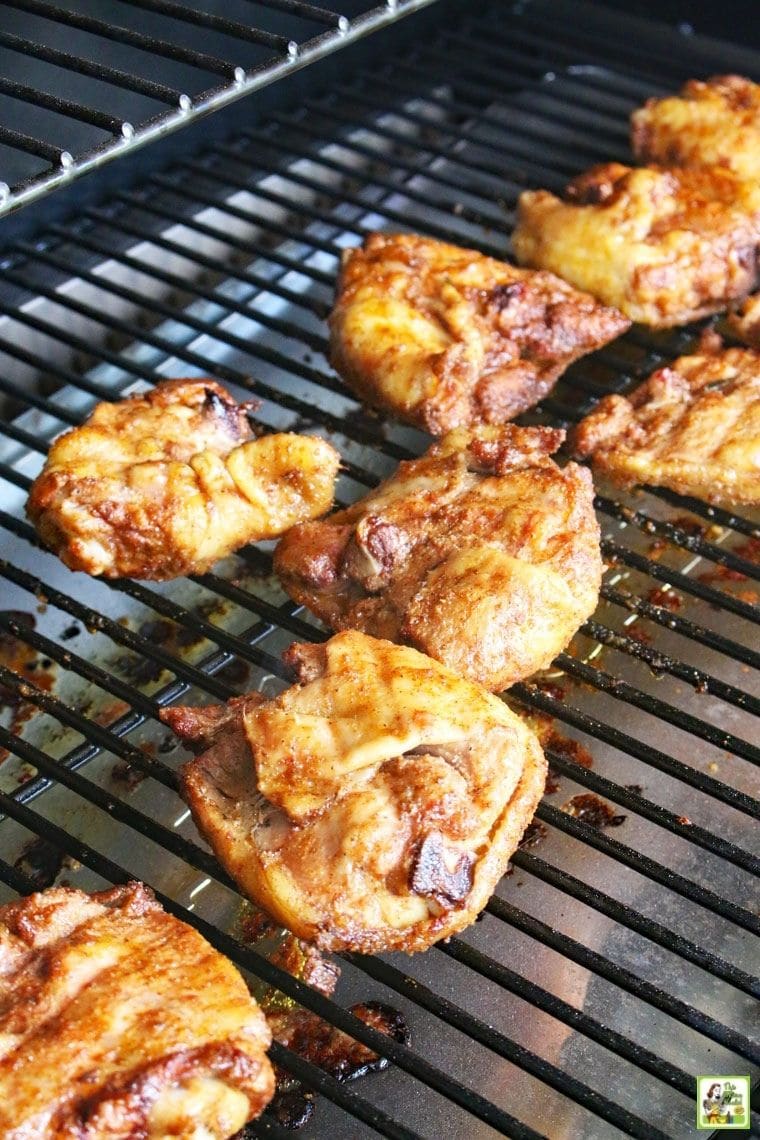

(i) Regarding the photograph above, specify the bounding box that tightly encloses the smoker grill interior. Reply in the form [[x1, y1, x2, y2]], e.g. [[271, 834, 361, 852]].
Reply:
[[0, 1, 758, 1137]]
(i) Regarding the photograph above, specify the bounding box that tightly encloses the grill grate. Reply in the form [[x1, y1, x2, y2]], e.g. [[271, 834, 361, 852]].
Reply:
[[0, 1, 758, 1137], [0, 0, 438, 218]]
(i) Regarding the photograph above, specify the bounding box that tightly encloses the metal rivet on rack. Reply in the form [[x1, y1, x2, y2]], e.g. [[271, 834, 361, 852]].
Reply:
[[0, 0, 443, 217]]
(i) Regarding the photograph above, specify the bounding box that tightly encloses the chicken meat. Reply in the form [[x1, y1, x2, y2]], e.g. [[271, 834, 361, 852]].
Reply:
[[165, 631, 547, 954], [572, 338, 760, 505], [328, 232, 630, 433], [729, 292, 760, 347], [512, 162, 760, 327], [274, 425, 602, 692], [27, 379, 340, 579], [631, 75, 760, 182], [0, 881, 274, 1139]]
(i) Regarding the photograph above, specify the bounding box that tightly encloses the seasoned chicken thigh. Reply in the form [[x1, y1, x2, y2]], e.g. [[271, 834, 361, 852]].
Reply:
[[274, 425, 602, 691], [0, 882, 274, 1139], [631, 75, 760, 182], [729, 292, 760, 347], [27, 379, 340, 579], [513, 163, 760, 327], [573, 339, 760, 505], [166, 631, 547, 954], [329, 232, 629, 433]]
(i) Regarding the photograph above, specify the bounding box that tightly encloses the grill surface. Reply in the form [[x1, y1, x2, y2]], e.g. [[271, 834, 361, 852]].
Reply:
[[0, 1, 758, 1137], [0, 0, 437, 217]]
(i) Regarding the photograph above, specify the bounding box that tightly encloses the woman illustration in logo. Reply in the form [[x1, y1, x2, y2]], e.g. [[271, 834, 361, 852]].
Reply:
[[703, 1083, 724, 1124]]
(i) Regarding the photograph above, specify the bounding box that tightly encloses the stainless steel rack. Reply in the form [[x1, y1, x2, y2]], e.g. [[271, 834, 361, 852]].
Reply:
[[0, 0, 436, 218], [0, 1, 758, 1137]]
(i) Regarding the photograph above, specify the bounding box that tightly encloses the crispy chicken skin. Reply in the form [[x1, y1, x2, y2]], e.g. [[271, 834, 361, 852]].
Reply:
[[165, 631, 547, 954], [729, 292, 760, 347], [572, 339, 760, 505], [328, 232, 630, 433], [0, 882, 274, 1139], [512, 163, 760, 327], [274, 425, 602, 691], [631, 75, 760, 182], [26, 379, 340, 579]]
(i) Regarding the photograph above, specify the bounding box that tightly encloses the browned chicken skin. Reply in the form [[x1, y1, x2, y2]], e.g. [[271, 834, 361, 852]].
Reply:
[[729, 292, 760, 347], [329, 232, 630, 433], [274, 425, 602, 692], [26, 379, 340, 579], [165, 631, 547, 954], [513, 163, 760, 327], [631, 75, 760, 182], [572, 338, 760, 506], [0, 882, 274, 1139]]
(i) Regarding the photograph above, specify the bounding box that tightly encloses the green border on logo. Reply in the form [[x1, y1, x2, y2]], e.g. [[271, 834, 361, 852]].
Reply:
[[696, 1076, 751, 1130]]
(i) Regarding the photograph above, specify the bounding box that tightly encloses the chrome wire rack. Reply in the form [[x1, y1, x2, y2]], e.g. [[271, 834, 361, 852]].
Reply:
[[0, 0, 436, 217], [0, 1, 758, 1137]]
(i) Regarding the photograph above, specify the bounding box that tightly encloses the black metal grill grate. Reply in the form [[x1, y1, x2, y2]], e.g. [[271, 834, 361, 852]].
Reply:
[[0, 0, 437, 217], [0, 1, 758, 1137]]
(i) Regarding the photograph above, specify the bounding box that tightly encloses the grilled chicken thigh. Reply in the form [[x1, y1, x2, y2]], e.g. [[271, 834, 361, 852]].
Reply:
[[573, 339, 760, 505], [329, 232, 629, 433], [729, 292, 760, 347], [274, 425, 602, 691], [631, 75, 760, 182], [513, 163, 760, 327], [27, 379, 340, 579], [166, 631, 547, 954], [0, 882, 274, 1139]]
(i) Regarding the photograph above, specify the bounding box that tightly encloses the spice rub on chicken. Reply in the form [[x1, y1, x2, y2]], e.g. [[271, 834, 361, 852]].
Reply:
[[328, 232, 630, 434], [729, 292, 760, 347], [572, 339, 760, 506], [26, 379, 340, 579], [274, 425, 602, 692], [0, 882, 274, 1139], [165, 631, 547, 954], [512, 163, 760, 327], [631, 75, 760, 182]]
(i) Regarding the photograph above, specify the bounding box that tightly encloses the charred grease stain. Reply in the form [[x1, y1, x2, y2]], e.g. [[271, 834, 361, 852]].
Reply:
[[647, 586, 683, 611], [698, 535, 760, 604], [13, 837, 74, 890], [257, 1002, 410, 1133], [234, 911, 410, 1132], [0, 612, 56, 761], [561, 793, 626, 829]]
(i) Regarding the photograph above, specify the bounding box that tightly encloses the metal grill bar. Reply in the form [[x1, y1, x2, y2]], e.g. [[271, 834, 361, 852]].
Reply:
[[602, 537, 760, 624], [0, 794, 543, 1140], [2, 466, 757, 968], [539, 746, 757, 874], [486, 895, 755, 1061], [0, 810, 427, 1140], [45, 222, 329, 317], [1, 369, 758, 813], [371, 943, 695, 1100], [3, 0, 240, 77], [0, 77, 124, 135], [108, 188, 336, 282], [1, 608, 755, 1124], [0, 0, 441, 215], [0, 27, 184, 106], [243, 0, 349, 27], [117, 0, 291, 51], [533, 800, 758, 939], [8, 424, 758, 785], [0, 123, 64, 164], [0, 3, 759, 1137]]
